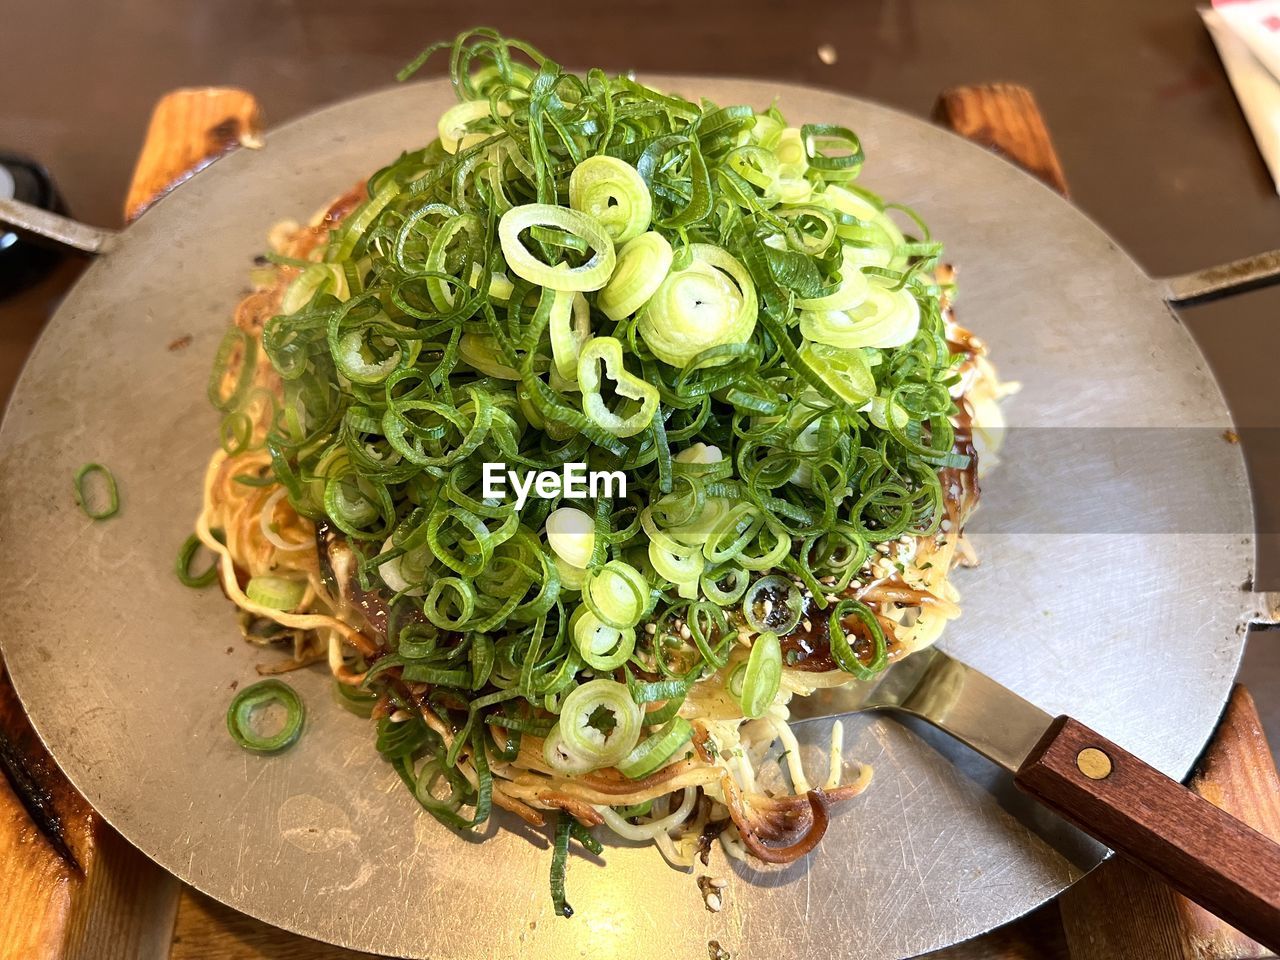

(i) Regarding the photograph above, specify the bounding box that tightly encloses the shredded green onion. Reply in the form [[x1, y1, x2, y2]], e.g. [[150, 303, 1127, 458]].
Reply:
[[216, 27, 971, 912], [828, 598, 888, 680], [550, 814, 575, 917], [618, 716, 693, 779]]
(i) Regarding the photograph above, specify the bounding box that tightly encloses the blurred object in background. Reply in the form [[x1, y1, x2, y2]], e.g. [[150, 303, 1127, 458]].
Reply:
[[0, 154, 66, 298], [1203, 2, 1280, 193]]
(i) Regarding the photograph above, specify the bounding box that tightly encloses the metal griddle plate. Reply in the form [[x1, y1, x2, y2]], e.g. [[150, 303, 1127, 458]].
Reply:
[[0, 78, 1253, 959]]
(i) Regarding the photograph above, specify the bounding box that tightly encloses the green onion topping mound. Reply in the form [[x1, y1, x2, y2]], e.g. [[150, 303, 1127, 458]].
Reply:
[[231, 26, 970, 912]]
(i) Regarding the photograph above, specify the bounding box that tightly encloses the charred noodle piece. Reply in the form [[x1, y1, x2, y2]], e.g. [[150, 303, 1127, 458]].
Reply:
[[190, 26, 1010, 917], [720, 775, 831, 864]]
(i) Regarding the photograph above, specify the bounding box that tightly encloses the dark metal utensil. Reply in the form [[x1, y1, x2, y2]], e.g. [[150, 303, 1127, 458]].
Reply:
[[789, 647, 1280, 949]]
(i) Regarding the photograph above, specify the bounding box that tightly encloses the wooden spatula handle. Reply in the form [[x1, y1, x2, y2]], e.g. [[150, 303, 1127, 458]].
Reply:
[[1014, 716, 1280, 950]]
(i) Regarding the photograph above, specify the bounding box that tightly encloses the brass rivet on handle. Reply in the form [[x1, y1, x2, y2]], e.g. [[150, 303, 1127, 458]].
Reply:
[[1076, 747, 1112, 780]]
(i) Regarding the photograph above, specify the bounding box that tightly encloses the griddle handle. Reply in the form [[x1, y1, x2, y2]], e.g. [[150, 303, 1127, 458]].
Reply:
[[0, 196, 117, 254], [1015, 716, 1280, 950], [1161, 249, 1280, 305]]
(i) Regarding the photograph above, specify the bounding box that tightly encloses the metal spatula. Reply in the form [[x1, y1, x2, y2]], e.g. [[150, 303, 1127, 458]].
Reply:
[[789, 646, 1280, 949]]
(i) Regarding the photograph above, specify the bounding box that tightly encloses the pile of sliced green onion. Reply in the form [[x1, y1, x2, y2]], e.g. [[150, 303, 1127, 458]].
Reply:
[[222, 27, 967, 913]]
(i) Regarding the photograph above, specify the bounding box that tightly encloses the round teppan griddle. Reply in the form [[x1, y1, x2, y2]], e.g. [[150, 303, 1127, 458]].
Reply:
[[0, 78, 1253, 959]]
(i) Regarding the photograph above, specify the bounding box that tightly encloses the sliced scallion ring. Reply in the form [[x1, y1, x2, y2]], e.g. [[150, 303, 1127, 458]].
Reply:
[[738, 630, 782, 719], [226, 679, 305, 754], [554, 554, 589, 591], [545, 507, 595, 568], [800, 280, 920, 350], [555, 679, 643, 770], [742, 574, 803, 635], [799, 340, 876, 405], [582, 560, 649, 629], [73, 463, 119, 521], [597, 231, 673, 321], [543, 722, 598, 776], [377, 535, 429, 597], [176, 533, 219, 588], [207, 327, 256, 413], [828, 598, 889, 680], [795, 252, 870, 312], [700, 567, 750, 606], [498, 203, 616, 291], [568, 155, 652, 244], [577, 336, 660, 438], [637, 244, 757, 368], [868, 395, 911, 432], [821, 184, 908, 269], [333, 679, 378, 718], [438, 99, 499, 153], [802, 122, 865, 180], [281, 262, 349, 314], [571, 607, 637, 671], [245, 575, 307, 611], [548, 290, 591, 381]]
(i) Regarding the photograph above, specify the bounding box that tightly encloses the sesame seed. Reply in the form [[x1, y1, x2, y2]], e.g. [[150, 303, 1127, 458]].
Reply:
[[762, 598, 774, 616], [817, 43, 838, 65], [819, 575, 836, 585], [709, 877, 728, 889], [680, 624, 692, 640], [940, 520, 953, 532], [825, 593, 838, 603], [706, 893, 723, 912], [802, 618, 812, 632], [644, 623, 657, 635]]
